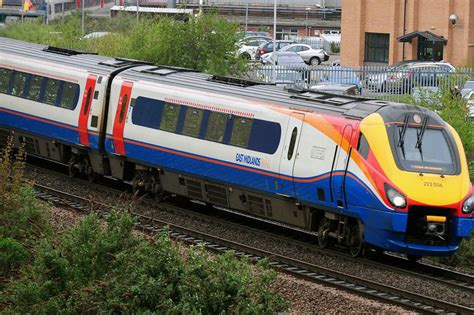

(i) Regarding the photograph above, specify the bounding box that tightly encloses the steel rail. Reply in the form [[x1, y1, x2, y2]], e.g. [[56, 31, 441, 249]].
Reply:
[[32, 182, 474, 314]]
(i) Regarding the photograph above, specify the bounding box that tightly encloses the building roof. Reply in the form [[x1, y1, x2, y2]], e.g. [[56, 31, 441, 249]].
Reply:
[[397, 31, 447, 44]]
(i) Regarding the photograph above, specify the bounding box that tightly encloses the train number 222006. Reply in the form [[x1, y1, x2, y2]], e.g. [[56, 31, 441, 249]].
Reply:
[[424, 181, 443, 188]]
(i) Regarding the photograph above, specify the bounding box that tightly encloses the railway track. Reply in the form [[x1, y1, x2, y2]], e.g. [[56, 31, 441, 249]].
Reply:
[[33, 182, 474, 314]]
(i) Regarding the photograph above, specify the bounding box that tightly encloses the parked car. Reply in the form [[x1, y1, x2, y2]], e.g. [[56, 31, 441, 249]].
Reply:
[[236, 36, 272, 60], [461, 80, 474, 98], [466, 91, 474, 120], [319, 66, 362, 91], [365, 60, 455, 93], [257, 52, 309, 87], [255, 40, 295, 60], [261, 43, 329, 66], [309, 82, 360, 96]]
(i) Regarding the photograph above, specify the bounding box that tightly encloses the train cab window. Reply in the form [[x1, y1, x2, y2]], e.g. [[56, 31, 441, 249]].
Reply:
[[229, 116, 253, 148], [160, 102, 181, 132], [182, 107, 204, 138], [60, 82, 79, 110], [205, 111, 228, 143], [27, 75, 43, 101], [0, 68, 11, 94], [43, 78, 61, 105], [357, 133, 370, 159], [10, 71, 28, 97], [287, 127, 298, 160]]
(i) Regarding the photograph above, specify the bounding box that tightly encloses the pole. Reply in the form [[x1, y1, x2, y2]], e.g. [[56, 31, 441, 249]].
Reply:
[[245, 3, 248, 32], [136, 0, 139, 22], [305, 11, 308, 37], [81, 0, 84, 35], [46, 0, 49, 24], [271, 0, 276, 83]]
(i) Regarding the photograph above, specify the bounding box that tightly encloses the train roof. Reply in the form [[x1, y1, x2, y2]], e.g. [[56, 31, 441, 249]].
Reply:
[[0, 36, 396, 120], [120, 65, 392, 120], [0, 36, 147, 75]]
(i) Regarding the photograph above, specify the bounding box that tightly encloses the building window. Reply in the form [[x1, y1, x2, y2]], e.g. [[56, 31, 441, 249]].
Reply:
[[276, 27, 298, 40], [364, 33, 389, 63]]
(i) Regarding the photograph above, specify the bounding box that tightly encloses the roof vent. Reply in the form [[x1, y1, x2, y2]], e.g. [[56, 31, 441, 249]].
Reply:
[[42, 46, 97, 56], [138, 65, 197, 76], [208, 75, 269, 87]]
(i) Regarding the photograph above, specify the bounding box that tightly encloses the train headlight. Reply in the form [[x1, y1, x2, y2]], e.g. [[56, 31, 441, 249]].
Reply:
[[462, 195, 474, 214], [384, 184, 407, 209]]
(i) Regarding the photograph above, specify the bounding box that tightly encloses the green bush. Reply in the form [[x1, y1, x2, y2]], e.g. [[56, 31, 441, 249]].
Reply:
[[0, 12, 248, 76], [0, 238, 28, 277], [4, 212, 287, 313], [0, 139, 50, 277], [330, 42, 340, 54]]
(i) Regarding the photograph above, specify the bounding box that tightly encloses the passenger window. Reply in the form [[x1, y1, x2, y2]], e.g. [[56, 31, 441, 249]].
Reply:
[[182, 107, 203, 138], [28, 75, 43, 101], [160, 102, 180, 132], [205, 111, 228, 143], [0, 68, 12, 94], [287, 127, 298, 160], [10, 71, 28, 97], [357, 133, 370, 159], [44, 78, 61, 105], [230, 116, 253, 148], [61, 82, 78, 110]]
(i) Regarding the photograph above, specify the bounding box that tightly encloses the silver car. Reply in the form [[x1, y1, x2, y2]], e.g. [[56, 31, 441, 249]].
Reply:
[[280, 44, 329, 66]]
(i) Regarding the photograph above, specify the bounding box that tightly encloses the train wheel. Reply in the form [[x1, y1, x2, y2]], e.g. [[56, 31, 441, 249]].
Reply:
[[68, 157, 78, 178], [84, 159, 96, 183], [132, 171, 147, 195], [349, 223, 363, 257], [317, 217, 332, 248]]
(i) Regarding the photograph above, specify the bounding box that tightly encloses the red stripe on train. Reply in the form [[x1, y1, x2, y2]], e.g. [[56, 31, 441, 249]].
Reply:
[[112, 81, 133, 155], [78, 75, 97, 146]]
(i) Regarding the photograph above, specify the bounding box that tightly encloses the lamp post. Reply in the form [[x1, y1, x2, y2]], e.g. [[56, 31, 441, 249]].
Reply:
[[271, 0, 276, 83], [81, 0, 84, 35], [305, 7, 311, 37]]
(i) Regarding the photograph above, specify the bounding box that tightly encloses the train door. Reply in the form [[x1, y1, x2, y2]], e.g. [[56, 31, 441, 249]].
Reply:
[[331, 124, 353, 209], [111, 81, 133, 155], [278, 112, 305, 197], [78, 75, 97, 146]]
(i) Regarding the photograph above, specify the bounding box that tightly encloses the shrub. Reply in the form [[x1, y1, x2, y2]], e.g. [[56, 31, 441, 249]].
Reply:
[[5, 212, 288, 313], [0, 238, 28, 277], [330, 42, 340, 54]]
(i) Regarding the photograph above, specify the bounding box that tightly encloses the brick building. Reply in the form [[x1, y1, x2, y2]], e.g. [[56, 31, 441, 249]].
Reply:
[[340, 0, 474, 67]]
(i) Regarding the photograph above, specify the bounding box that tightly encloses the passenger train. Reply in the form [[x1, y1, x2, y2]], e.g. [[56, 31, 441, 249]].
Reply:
[[0, 37, 472, 260]]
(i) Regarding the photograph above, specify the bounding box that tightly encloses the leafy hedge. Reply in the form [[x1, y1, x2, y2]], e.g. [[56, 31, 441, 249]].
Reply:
[[0, 140, 288, 313], [0, 12, 248, 76]]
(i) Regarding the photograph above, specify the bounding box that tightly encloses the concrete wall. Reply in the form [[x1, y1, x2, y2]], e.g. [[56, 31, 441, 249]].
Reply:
[[341, 0, 474, 67]]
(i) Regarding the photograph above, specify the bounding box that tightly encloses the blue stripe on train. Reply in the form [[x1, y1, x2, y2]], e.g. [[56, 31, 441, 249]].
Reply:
[[0, 108, 100, 149]]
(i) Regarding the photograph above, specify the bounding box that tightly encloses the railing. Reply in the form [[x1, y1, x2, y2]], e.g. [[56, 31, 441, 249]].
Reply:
[[252, 64, 474, 103]]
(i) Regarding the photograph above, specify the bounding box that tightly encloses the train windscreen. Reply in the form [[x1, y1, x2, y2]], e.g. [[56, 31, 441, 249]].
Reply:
[[393, 126, 457, 174]]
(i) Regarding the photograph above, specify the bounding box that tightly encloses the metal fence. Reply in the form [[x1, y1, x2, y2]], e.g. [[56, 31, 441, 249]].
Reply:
[[252, 64, 474, 102]]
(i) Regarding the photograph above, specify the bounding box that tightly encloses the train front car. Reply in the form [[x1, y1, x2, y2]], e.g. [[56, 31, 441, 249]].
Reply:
[[357, 104, 473, 259]]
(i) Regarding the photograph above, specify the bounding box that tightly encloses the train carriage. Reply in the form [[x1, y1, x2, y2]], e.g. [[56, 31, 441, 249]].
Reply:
[[1, 36, 473, 259]]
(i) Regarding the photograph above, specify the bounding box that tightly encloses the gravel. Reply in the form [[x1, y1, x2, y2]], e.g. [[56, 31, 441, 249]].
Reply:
[[28, 166, 472, 311]]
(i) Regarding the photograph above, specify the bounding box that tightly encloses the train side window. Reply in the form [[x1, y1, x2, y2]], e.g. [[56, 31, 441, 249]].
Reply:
[[160, 102, 180, 132], [205, 111, 227, 143], [27, 75, 43, 101], [229, 116, 253, 148], [43, 78, 61, 105], [357, 133, 370, 159], [61, 82, 79, 110], [10, 71, 28, 97], [182, 107, 204, 138], [0, 68, 12, 94], [287, 127, 298, 160]]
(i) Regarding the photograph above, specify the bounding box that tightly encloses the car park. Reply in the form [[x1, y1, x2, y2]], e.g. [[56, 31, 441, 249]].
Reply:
[[236, 36, 272, 60], [365, 60, 455, 93], [255, 40, 295, 60], [319, 65, 362, 90]]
